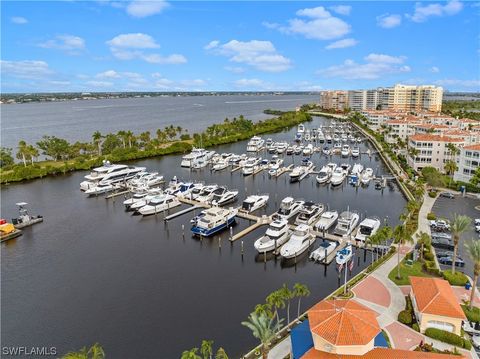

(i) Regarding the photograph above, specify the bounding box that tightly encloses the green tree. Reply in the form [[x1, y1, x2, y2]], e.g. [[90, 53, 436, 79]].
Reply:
[[393, 224, 412, 280], [102, 134, 122, 155], [444, 160, 458, 186], [464, 240, 480, 310], [16, 140, 29, 167], [214, 348, 228, 359], [92, 131, 103, 156], [450, 215, 472, 274], [36, 135, 70, 161], [27, 145, 39, 164], [200, 340, 213, 359], [293, 283, 310, 319], [117, 130, 127, 148], [470, 167, 480, 187], [0, 147, 14, 167], [180, 348, 202, 359], [156, 129, 167, 143], [266, 290, 285, 328], [241, 312, 282, 359], [125, 130, 135, 148], [139, 131, 151, 148], [61, 343, 104, 359], [416, 232, 431, 261], [280, 284, 294, 325]]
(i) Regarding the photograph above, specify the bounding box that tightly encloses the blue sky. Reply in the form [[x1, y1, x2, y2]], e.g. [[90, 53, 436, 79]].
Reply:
[[1, 1, 479, 93]]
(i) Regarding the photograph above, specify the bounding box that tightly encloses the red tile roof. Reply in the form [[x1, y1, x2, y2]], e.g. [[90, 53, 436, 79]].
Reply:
[[409, 277, 466, 319], [308, 299, 380, 346], [464, 144, 480, 151], [301, 347, 463, 359], [409, 134, 464, 143]]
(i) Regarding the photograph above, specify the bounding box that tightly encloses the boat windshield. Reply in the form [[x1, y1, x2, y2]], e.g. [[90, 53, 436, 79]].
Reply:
[[360, 225, 373, 235], [293, 229, 306, 236]]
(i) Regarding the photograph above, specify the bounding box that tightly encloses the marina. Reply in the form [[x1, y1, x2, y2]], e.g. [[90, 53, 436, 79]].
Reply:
[[1, 116, 407, 358]]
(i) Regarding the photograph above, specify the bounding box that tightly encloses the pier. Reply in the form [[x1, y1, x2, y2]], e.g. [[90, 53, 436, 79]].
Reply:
[[164, 205, 202, 221], [269, 164, 293, 178]]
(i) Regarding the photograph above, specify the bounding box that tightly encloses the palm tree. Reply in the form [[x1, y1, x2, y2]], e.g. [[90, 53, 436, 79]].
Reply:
[[117, 130, 127, 148], [16, 140, 28, 167], [393, 224, 412, 280], [280, 284, 294, 325], [200, 340, 213, 359], [366, 231, 383, 263], [444, 160, 458, 186], [125, 131, 135, 148], [446, 143, 459, 162], [215, 348, 228, 359], [293, 283, 310, 319], [181, 348, 202, 359], [61, 343, 104, 359], [450, 214, 472, 274], [416, 232, 431, 261], [464, 240, 480, 310], [92, 131, 102, 156], [266, 290, 285, 328], [241, 312, 282, 359], [27, 145, 39, 164]]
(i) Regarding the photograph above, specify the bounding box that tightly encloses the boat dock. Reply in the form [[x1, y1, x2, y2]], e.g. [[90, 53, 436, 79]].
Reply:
[[270, 164, 293, 178], [105, 189, 131, 199], [164, 205, 202, 221]]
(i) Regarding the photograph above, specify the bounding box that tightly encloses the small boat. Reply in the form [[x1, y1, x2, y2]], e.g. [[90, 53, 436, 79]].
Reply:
[[176, 182, 203, 198], [246, 136, 265, 152], [242, 157, 262, 176], [276, 142, 288, 154], [274, 197, 304, 220], [322, 146, 331, 156], [336, 244, 353, 265], [0, 220, 22, 242], [241, 194, 269, 213], [316, 166, 331, 184], [212, 159, 229, 171], [138, 194, 181, 216], [314, 210, 339, 231], [330, 167, 346, 186], [351, 147, 360, 158], [355, 217, 381, 244], [310, 241, 336, 262], [123, 188, 163, 209], [211, 188, 239, 206], [302, 144, 314, 156], [360, 168, 374, 185], [265, 138, 274, 148], [280, 224, 314, 259], [339, 163, 351, 175], [341, 145, 350, 157], [351, 163, 364, 176], [191, 207, 237, 237], [130, 193, 162, 212], [195, 184, 219, 203], [294, 146, 303, 155], [254, 219, 290, 253], [295, 202, 325, 226], [333, 142, 342, 154], [334, 211, 360, 237], [268, 156, 283, 172], [325, 134, 332, 144], [317, 131, 325, 143], [11, 202, 43, 229], [185, 184, 205, 200], [286, 146, 294, 155], [289, 159, 313, 183]]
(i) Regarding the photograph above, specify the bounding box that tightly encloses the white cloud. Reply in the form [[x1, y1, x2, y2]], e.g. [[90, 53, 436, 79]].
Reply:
[[430, 66, 440, 73], [126, 0, 169, 17], [267, 6, 351, 40], [224, 66, 245, 73], [142, 54, 187, 64], [96, 70, 121, 79], [106, 33, 159, 48], [406, 0, 463, 22], [11, 16, 28, 24], [433, 79, 480, 88], [325, 38, 357, 50], [317, 53, 410, 80], [377, 14, 402, 28], [329, 5, 352, 15], [207, 40, 291, 72], [204, 40, 220, 50], [38, 35, 86, 54], [1, 60, 53, 79]]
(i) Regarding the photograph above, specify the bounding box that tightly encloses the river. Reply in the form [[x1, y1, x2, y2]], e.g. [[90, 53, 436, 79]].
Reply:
[[1, 116, 407, 358]]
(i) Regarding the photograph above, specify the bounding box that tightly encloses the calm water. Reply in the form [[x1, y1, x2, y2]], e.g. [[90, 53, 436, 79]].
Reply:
[[1, 94, 319, 150], [1, 117, 407, 358]]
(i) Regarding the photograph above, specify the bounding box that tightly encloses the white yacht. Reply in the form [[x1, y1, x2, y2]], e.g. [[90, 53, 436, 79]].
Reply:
[[185, 183, 205, 200], [195, 184, 219, 203], [330, 167, 346, 186], [334, 211, 360, 237], [241, 194, 269, 213], [302, 144, 314, 156], [280, 224, 314, 259], [211, 188, 239, 206], [212, 159, 229, 171], [138, 194, 181, 216], [336, 244, 353, 265], [355, 217, 381, 244], [314, 210, 339, 231], [317, 131, 325, 143], [333, 142, 342, 154], [84, 182, 116, 196], [275, 142, 288, 154], [316, 166, 331, 184], [177, 182, 203, 199], [341, 145, 350, 158], [351, 147, 360, 158], [254, 219, 290, 253], [123, 188, 162, 209], [191, 207, 237, 237], [310, 241, 337, 262], [339, 163, 351, 175], [242, 157, 262, 176], [325, 134, 333, 144], [360, 168, 374, 185], [289, 159, 313, 183], [295, 202, 325, 226], [181, 148, 209, 168], [80, 161, 146, 191], [268, 156, 283, 175], [246, 136, 265, 152], [351, 163, 364, 176], [274, 197, 304, 220]]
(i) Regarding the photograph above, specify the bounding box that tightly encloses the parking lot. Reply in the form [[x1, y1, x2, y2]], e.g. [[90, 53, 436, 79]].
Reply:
[[431, 193, 480, 282]]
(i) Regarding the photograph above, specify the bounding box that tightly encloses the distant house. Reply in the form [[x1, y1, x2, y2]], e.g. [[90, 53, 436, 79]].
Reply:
[[409, 276, 466, 335]]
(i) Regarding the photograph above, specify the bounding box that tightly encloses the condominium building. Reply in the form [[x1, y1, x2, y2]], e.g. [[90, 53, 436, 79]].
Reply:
[[347, 90, 380, 111], [319, 90, 348, 111], [453, 144, 480, 183], [385, 117, 423, 144], [390, 84, 443, 112]]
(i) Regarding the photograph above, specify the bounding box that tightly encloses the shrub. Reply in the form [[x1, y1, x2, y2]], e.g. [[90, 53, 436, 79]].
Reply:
[[424, 251, 434, 261], [463, 339, 472, 350], [398, 310, 413, 325], [412, 323, 420, 332], [428, 191, 437, 198], [443, 270, 468, 286], [423, 260, 441, 276], [462, 305, 480, 323], [424, 328, 465, 348], [427, 212, 436, 220]]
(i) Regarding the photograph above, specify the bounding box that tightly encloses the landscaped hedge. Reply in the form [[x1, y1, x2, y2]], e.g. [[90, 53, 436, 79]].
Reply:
[[462, 305, 480, 323], [398, 310, 413, 325], [423, 260, 441, 276], [443, 270, 468, 286], [424, 328, 471, 349], [427, 212, 436, 220]]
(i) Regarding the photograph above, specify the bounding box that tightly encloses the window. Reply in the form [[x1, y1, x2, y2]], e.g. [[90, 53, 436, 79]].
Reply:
[[427, 320, 455, 333]]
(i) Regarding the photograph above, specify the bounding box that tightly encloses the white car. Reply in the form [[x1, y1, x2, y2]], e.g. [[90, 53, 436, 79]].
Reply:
[[472, 335, 480, 349]]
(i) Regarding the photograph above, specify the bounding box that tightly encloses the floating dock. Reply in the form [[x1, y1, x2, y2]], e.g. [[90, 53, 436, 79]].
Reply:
[[164, 205, 202, 221]]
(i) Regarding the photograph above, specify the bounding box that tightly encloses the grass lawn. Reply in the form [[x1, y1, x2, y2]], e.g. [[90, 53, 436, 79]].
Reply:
[[388, 259, 433, 286]]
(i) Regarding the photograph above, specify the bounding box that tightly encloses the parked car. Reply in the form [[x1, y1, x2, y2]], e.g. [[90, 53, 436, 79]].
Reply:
[[463, 321, 480, 335], [475, 219, 480, 226], [440, 191, 455, 199], [476, 224, 480, 233], [432, 237, 454, 250], [435, 250, 454, 258], [473, 335, 480, 349], [438, 256, 465, 267], [430, 219, 451, 231]]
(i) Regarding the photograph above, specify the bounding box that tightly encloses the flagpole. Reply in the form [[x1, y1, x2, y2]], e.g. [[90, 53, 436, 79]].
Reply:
[[344, 258, 348, 295]]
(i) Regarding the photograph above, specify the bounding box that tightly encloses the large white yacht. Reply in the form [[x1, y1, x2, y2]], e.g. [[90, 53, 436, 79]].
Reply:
[[242, 157, 262, 176], [360, 168, 374, 185], [330, 167, 346, 186], [241, 194, 269, 213], [138, 194, 181, 216], [314, 210, 339, 231], [254, 219, 290, 253], [80, 161, 146, 191], [274, 197, 304, 220], [211, 188, 238, 206], [333, 211, 360, 237], [246, 136, 265, 152], [195, 184, 219, 203], [289, 159, 313, 183], [191, 207, 237, 237], [295, 202, 325, 226], [181, 148, 211, 168], [355, 217, 381, 244], [280, 224, 314, 259]]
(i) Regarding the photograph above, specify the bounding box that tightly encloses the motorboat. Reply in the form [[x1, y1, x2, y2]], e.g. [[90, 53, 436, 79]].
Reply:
[[246, 136, 265, 152], [314, 210, 339, 231], [336, 244, 353, 265], [195, 184, 219, 203], [351, 163, 364, 176], [333, 134, 340, 143], [310, 241, 336, 262], [11, 202, 43, 229], [191, 157, 208, 169], [80, 161, 146, 191], [325, 134, 332, 144], [274, 197, 304, 221], [326, 163, 337, 173], [268, 143, 278, 154], [302, 144, 314, 156], [348, 134, 355, 142], [123, 188, 162, 209], [254, 219, 290, 253], [242, 157, 262, 176], [0, 220, 22, 242], [333, 142, 342, 154], [286, 146, 294, 155], [211, 188, 239, 206], [289, 159, 313, 183], [360, 168, 374, 185], [317, 131, 325, 143], [280, 224, 314, 259], [241, 194, 269, 213], [84, 182, 116, 196], [316, 166, 331, 184], [265, 138, 274, 148], [294, 146, 303, 155], [322, 146, 331, 156], [330, 167, 346, 186], [138, 194, 181, 216], [341, 145, 350, 157], [355, 217, 381, 244], [351, 147, 360, 158], [268, 156, 283, 172], [275, 142, 288, 154], [212, 159, 229, 171], [304, 131, 311, 142], [130, 192, 165, 212], [341, 133, 348, 143], [191, 207, 237, 237], [295, 202, 325, 226], [297, 124, 305, 135], [177, 182, 203, 199], [181, 148, 210, 168], [333, 211, 360, 237]]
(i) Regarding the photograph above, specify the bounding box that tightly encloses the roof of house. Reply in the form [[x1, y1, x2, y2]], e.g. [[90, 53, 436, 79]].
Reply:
[[301, 347, 463, 359], [307, 299, 380, 346], [463, 144, 480, 151], [409, 276, 466, 319], [409, 134, 464, 143]]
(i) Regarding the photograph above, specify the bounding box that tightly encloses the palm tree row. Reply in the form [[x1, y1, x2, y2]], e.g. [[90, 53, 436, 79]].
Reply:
[[180, 340, 228, 359]]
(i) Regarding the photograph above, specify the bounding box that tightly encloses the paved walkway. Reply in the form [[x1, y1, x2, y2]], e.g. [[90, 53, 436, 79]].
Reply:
[[352, 276, 391, 308]]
